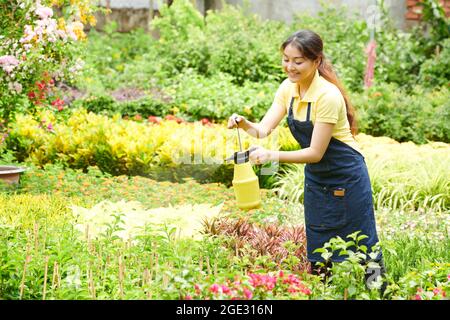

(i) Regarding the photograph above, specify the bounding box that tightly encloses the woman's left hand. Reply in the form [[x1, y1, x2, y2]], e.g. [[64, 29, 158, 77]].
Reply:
[[249, 146, 274, 165]]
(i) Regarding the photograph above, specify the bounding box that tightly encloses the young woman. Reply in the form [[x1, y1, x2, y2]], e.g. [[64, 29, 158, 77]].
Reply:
[[227, 29, 385, 288]]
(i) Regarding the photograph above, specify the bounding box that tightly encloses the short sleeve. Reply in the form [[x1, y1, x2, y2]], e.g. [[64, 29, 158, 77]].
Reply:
[[272, 79, 290, 111], [315, 89, 344, 124]]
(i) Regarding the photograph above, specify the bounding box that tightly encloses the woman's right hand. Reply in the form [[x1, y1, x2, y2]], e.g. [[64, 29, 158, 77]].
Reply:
[[227, 113, 246, 129]]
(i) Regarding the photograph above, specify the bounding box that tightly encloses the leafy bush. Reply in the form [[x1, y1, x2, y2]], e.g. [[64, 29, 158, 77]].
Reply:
[[202, 3, 287, 85], [74, 26, 163, 93], [150, 0, 287, 84], [353, 83, 450, 143], [168, 70, 279, 122], [150, 0, 209, 76], [418, 38, 450, 87]]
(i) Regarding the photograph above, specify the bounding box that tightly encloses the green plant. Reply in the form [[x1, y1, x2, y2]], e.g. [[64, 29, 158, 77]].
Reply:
[[312, 232, 385, 300], [353, 83, 450, 143], [419, 38, 450, 87]]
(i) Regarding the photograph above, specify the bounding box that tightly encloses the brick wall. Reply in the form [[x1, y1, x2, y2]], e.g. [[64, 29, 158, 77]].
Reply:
[[405, 0, 450, 21]]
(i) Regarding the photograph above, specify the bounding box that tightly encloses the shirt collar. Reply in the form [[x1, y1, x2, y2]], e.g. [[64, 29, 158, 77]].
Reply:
[[291, 69, 321, 102]]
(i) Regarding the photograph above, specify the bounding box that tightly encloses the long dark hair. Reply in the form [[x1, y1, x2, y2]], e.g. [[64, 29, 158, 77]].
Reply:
[[281, 30, 357, 135]]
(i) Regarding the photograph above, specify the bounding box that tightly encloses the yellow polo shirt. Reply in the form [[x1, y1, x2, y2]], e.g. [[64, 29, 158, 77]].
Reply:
[[273, 70, 361, 153]]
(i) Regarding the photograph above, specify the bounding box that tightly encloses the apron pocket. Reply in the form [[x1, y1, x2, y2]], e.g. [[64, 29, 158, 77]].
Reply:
[[304, 183, 347, 230], [307, 161, 330, 173]]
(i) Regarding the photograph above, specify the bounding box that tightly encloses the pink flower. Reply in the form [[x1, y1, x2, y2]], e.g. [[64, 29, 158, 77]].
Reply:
[[209, 284, 220, 294], [0, 55, 19, 74], [194, 284, 201, 294], [13, 82, 22, 93], [184, 295, 193, 300], [243, 288, 253, 300], [47, 123, 54, 131], [447, 274, 450, 281], [301, 287, 312, 295], [288, 286, 297, 293], [0, 55, 19, 66], [52, 98, 64, 107], [414, 294, 422, 300], [221, 285, 231, 295], [35, 6, 53, 19]]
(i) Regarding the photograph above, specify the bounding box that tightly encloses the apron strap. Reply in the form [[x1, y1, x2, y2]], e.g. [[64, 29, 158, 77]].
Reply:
[[306, 102, 311, 122], [288, 97, 294, 117], [289, 97, 312, 122]]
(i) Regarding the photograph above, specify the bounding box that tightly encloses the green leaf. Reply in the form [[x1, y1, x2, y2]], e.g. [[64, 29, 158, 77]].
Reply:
[[357, 234, 369, 242], [348, 285, 357, 296]]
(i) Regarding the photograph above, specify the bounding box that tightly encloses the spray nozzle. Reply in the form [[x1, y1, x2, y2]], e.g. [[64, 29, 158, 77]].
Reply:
[[225, 147, 257, 164]]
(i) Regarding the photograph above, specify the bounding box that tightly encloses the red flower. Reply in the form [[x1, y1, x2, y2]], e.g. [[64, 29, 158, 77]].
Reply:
[[301, 287, 312, 295], [201, 118, 211, 126], [148, 116, 161, 124], [37, 81, 46, 91], [28, 91, 36, 99], [51, 98, 65, 111], [164, 114, 184, 123], [165, 114, 176, 121]]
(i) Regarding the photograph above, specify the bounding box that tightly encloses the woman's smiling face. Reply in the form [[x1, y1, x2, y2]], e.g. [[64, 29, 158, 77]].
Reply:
[[282, 43, 317, 83]]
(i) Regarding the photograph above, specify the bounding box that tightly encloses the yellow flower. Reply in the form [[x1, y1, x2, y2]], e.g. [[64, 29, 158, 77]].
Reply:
[[70, 21, 86, 40], [88, 15, 97, 26]]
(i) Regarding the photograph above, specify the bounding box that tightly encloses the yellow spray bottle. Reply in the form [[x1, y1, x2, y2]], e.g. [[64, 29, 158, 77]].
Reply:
[[226, 120, 261, 210]]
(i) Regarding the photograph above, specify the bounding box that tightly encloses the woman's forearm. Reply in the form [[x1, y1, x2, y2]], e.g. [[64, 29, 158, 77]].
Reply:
[[270, 148, 322, 164], [240, 121, 271, 139]]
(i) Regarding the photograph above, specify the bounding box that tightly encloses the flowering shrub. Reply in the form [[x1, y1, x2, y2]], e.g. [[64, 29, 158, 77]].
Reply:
[[386, 262, 450, 300], [0, 0, 98, 122], [186, 270, 312, 300]]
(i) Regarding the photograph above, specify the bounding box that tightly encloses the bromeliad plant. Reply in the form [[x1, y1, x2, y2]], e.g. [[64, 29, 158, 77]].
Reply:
[[202, 217, 309, 273]]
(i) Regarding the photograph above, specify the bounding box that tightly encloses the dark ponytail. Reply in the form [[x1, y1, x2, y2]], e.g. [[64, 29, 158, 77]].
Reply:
[[281, 30, 358, 135]]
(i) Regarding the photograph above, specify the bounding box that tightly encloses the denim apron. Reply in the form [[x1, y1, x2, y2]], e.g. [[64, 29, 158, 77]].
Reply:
[[286, 98, 381, 263]]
